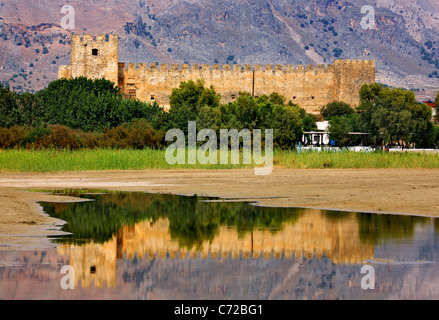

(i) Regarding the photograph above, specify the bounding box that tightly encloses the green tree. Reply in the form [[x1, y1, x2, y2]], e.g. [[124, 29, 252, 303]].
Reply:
[[412, 121, 439, 148], [228, 92, 260, 130], [320, 101, 355, 120], [434, 91, 439, 125], [36, 77, 162, 131], [328, 113, 362, 147], [267, 92, 286, 106], [221, 92, 304, 149], [268, 104, 303, 149], [329, 115, 353, 147], [302, 114, 317, 131], [0, 84, 44, 128], [357, 84, 432, 148], [196, 105, 222, 133], [168, 79, 221, 133]]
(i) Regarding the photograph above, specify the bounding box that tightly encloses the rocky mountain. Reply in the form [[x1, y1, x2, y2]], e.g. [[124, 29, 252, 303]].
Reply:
[[0, 0, 438, 101]]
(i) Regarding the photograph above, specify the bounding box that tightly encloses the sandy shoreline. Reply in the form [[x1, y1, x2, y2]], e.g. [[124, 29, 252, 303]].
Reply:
[[1, 168, 439, 250]]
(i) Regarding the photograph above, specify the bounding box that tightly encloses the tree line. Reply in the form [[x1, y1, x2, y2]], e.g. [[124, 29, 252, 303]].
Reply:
[[0, 77, 315, 149], [0, 77, 438, 149], [323, 84, 439, 148]]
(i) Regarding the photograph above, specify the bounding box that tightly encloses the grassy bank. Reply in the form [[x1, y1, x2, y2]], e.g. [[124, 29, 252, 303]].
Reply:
[[0, 148, 438, 172], [0, 149, 250, 172], [276, 150, 439, 169]]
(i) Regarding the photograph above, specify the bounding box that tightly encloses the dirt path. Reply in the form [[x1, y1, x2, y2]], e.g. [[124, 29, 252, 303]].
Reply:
[[1, 168, 439, 250]]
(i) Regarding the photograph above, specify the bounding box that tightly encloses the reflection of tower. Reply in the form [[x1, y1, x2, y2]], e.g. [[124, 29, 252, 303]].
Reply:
[[118, 224, 137, 258], [57, 239, 117, 288]]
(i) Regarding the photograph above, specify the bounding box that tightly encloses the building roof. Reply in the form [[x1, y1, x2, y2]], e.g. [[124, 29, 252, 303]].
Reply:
[[423, 101, 435, 108], [303, 131, 371, 135]]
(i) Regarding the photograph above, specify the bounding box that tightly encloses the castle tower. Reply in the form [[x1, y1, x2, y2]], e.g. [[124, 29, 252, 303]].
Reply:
[[59, 34, 119, 86], [333, 59, 376, 106]]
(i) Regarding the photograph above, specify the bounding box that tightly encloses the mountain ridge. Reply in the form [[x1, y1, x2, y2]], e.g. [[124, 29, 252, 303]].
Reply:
[[0, 0, 438, 101]]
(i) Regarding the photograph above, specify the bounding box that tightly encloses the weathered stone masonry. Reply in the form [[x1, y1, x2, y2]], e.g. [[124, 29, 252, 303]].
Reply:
[[59, 34, 376, 114]]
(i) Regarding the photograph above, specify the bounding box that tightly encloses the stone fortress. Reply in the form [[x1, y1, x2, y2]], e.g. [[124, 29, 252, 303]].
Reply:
[[58, 34, 376, 114]]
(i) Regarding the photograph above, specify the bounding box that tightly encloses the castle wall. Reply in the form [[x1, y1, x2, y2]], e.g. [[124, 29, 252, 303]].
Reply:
[[59, 34, 375, 114], [58, 65, 71, 79], [118, 60, 374, 114], [114, 213, 374, 264]]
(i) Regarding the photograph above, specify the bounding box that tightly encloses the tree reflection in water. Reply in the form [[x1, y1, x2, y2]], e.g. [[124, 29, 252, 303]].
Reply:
[[40, 191, 305, 249], [40, 190, 433, 252]]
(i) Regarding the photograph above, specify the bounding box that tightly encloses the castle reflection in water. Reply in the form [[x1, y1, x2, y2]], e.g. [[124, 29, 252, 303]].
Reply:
[[57, 211, 375, 289], [31, 190, 434, 293], [2, 191, 438, 299]]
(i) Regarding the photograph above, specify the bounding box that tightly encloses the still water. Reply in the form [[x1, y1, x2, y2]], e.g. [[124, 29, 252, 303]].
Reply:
[[1, 190, 439, 299]]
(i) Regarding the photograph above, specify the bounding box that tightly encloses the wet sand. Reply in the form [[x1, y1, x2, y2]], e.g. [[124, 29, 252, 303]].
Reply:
[[0, 168, 438, 250]]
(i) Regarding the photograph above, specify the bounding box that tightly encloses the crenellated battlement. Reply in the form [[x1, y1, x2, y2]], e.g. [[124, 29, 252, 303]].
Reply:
[[334, 58, 375, 65], [71, 33, 118, 44], [115, 61, 351, 74], [59, 34, 375, 114]]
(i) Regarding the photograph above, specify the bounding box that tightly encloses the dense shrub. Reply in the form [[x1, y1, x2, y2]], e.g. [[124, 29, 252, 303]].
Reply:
[[0, 126, 29, 149], [37, 77, 166, 131], [1, 79, 167, 132], [45, 125, 81, 149], [24, 126, 51, 145], [100, 119, 164, 149], [0, 121, 164, 150], [0, 85, 44, 128]]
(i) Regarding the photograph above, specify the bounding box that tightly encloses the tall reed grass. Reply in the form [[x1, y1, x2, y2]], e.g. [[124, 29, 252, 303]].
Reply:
[[0, 148, 438, 172], [274, 149, 439, 169]]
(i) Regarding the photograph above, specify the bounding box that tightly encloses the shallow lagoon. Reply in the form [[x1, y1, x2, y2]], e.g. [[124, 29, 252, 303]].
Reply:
[[1, 190, 438, 299]]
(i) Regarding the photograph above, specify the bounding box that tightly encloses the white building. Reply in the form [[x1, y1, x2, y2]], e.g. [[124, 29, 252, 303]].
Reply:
[[302, 121, 330, 146]]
